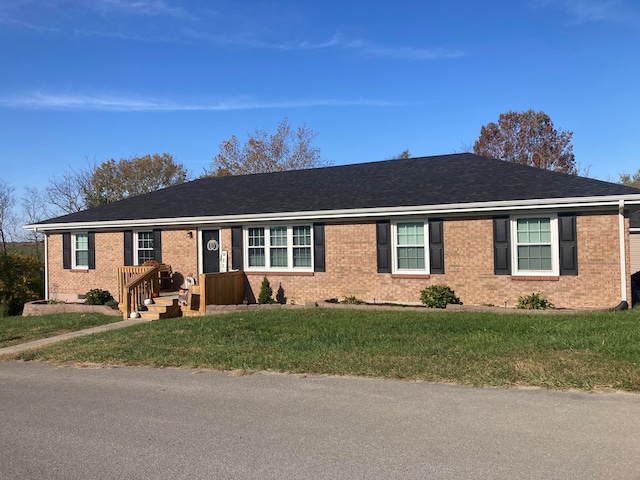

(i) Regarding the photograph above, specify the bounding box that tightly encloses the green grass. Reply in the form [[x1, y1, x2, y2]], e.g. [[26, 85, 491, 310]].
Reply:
[[10, 308, 640, 391], [0, 313, 121, 348]]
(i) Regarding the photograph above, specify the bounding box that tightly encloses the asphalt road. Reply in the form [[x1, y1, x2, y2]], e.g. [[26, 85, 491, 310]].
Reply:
[[1, 362, 639, 479]]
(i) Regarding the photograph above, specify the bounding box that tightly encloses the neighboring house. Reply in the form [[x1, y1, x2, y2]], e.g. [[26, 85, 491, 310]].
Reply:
[[26, 153, 640, 309]]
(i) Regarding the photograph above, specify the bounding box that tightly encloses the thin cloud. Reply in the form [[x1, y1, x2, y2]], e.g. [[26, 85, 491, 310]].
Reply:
[[81, 0, 190, 18], [534, 0, 639, 25], [184, 31, 464, 60], [0, 92, 405, 112]]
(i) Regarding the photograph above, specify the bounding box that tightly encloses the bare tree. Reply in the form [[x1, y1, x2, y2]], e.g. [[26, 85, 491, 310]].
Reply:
[[46, 170, 86, 215], [21, 186, 50, 261], [0, 179, 16, 256]]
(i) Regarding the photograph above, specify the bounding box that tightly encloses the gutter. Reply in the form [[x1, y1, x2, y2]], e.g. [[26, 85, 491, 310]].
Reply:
[[24, 194, 640, 233]]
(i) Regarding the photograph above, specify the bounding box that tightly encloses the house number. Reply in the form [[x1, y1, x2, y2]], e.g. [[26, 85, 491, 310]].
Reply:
[[206, 239, 219, 251]]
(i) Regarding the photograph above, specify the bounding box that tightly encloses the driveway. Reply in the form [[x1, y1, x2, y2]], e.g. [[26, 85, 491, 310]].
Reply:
[[1, 362, 638, 479]]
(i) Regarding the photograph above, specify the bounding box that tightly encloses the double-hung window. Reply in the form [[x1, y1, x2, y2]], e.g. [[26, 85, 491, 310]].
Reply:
[[136, 231, 155, 265], [245, 225, 313, 271], [511, 215, 559, 276], [72, 233, 89, 269], [392, 221, 429, 274]]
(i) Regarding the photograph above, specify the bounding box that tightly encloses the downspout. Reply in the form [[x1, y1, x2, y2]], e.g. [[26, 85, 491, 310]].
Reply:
[[43, 231, 49, 301], [619, 199, 627, 303]]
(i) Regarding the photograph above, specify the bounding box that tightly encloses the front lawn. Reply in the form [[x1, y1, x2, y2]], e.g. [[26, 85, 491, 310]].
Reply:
[[9, 308, 640, 391], [0, 313, 121, 349]]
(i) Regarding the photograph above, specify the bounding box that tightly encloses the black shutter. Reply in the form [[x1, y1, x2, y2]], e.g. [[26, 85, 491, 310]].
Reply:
[[231, 226, 243, 270], [376, 221, 391, 273], [493, 217, 511, 275], [62, 232, 71, 269], [429, 219, 444, 274], [558, 214, 578, 275], [124, 230, 133, 266], [88, 232, 96, 270], [153, 229, 162, 263], [313, 223, 325, 272]]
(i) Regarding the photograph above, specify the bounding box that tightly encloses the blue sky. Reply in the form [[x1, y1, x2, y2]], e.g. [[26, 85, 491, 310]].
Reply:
[[1, 0, 639, 206]]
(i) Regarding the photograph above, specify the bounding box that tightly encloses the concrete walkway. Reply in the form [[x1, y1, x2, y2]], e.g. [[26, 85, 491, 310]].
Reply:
[[0, 318, 148, 356]]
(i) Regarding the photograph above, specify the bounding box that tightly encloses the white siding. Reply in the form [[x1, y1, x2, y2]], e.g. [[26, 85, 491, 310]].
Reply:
[[631, 233, 640, 275]]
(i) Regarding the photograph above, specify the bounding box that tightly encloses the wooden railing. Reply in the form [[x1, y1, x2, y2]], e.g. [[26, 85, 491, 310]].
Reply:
[[187, 271, 245, 314], [117, 265, 160, 319]]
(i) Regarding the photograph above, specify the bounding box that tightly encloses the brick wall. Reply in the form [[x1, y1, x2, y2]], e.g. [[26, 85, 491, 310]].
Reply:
[[47, 212, 629, 309], [241, 213, 628, 309], [48, 232, 123, 302], [48, 229, 199, 302]]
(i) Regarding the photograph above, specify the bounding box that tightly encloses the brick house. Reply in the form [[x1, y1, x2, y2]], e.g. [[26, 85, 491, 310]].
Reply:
[[27, 153, 640, 309]]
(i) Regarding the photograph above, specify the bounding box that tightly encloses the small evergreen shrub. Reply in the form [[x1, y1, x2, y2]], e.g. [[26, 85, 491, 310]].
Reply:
[[340, 295, 365, 305], [258, 277, 275, 304], [517, 292, 554, 310], [85, 288, 114, 305], [420, 285, 461, 308]]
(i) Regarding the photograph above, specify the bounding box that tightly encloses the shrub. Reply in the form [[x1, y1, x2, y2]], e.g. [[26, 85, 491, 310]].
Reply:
[[0, 253, 44, 316], [340, 295, 365, 305], [85, 289, 114, 305], [420, 285, 461, 308], [517, 292, 554, 310], [258, 277, 275, 304]]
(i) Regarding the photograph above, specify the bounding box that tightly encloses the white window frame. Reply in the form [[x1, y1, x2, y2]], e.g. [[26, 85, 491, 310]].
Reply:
[[243, 224, 314, 272], [72, 232, 89, 270], [391, 220, 430, 275], [510, 214, 559, 276], [134, 230, 155, 266]]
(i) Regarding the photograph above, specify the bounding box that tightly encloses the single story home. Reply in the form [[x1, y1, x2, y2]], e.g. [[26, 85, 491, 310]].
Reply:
[[26, 153, 640, 310]]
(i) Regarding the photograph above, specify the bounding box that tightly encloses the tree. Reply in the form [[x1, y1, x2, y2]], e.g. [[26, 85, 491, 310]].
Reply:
[[46, 169, 87, 214], [46, 153, 189, 213], [0, 179, 16, 256], [204, 118, 330, 177], [473, 110, 576, 174], [21, 186, 50, 261], [82, 153, 188, 208], [619, 170, 640, 189], [0, 253, 43, 316], [388, 150, 411, 160]]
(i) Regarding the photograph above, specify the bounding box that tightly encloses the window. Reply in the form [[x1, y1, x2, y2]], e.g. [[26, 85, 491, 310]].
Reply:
[[72, 233, 89, 269], [392, 221, 429, 274], [248, 227, 265, 267], [511, 215, 559, 275], [136, 231, 155, 265], [293, 226, 312, 267], [244, 225, 313, 271]]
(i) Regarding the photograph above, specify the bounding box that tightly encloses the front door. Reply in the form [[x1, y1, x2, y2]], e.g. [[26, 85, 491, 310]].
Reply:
[[202, 230, 220, 273]]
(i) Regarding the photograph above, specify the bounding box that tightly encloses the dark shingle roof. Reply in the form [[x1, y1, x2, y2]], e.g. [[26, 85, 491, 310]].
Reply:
[[36, 153, 640, 226]]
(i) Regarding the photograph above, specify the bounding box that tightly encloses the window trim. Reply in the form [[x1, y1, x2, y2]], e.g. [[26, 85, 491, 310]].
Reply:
[[134, 230, 155, 266], [391, 219, 430, 275], [510, 214, 559, 277], [71, 232, 90, 270], [243, 224, 314, 272]]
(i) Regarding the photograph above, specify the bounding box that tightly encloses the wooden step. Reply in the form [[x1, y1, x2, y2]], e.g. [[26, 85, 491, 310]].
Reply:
[[136, 298, 182, 320]]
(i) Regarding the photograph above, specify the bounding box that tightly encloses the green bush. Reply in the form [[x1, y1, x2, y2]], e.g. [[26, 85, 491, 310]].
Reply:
[[0, 253, 44, 316], [85, 289, 114, 305], [258, 277, 275, 304], [340, 295, 365, 305], [517, 292, 554, 310], [420, 285, 461, 308]]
